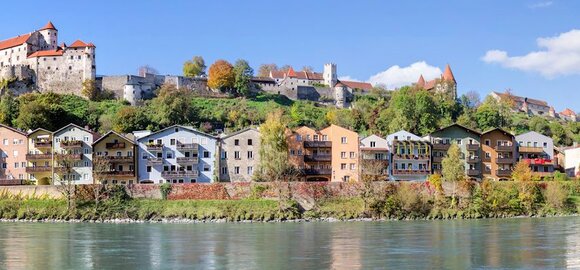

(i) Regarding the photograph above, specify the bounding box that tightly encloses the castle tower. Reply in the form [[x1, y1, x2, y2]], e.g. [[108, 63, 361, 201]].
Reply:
[[417, 75, 426, 88], [323, 63, 337, 87], [82, 43, 96, 81], [38, 21, 58, 50], [549, 106, 556, 118], [441, 64, 457, 99]]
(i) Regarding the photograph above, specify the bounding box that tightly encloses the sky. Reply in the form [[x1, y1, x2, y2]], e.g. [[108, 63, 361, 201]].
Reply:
[[2, 0, 579, 112]]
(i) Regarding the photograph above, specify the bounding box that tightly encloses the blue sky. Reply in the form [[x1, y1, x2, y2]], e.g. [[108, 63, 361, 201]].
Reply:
[[2, 0, 579, 111]]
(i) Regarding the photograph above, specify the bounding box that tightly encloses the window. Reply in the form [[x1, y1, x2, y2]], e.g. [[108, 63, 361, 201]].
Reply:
[[221, 151, 227, 160], [221, 167, 227, 175], [142, 153, 148, 160], [350, 163, 355, 170], [84, 136, 90, 142], [456, 139, 462, 145], [14, 163, 18, 168], [296, 135, 302, 141], [314, 135, 319, 141], [247, 139, 253, 146], [3, 139, 7, 145], [306, 135, 311, 141], [341, 137, 347, 144], [247, 151, 253, 160], [234, 151, 240, 159], [322, 135, 328, 141], [84, 161, 89, 167], [543, 142, 548, 148], [485, 152, 491, 158], [247, 166, 253, 175], [350, 152, 355, 159], [234, 166, 240, 174], [234, 139, 239, 146], [484, 139, 490, 146], [203, 151, 210, 158], [166, 152, 173, 159], [290, 150, 296, 155], [21, 162, 25, 168], [170, 139, 176, 145], [84, 148, 90, 154], [203, 165, 210, 171], [341, 152, 346, 159], [341, 163, 347, 170], [370, 141, 376, 147]]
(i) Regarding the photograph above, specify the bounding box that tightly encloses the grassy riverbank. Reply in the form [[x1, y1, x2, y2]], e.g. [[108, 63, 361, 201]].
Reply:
[[0, 181, 578, 222]]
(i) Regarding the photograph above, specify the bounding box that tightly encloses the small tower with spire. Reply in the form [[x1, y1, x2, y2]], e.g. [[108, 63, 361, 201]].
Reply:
[[38, 21, 58, 50], [416, 75, 426, 88]]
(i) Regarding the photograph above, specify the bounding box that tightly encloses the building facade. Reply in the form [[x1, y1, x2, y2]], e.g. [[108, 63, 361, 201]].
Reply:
[[481, 128, 517, 180], [359, 135, 389, 180], [93, 131, 137, 185], [515, 131, 555, 177], [415, 64, 457, 99], [52, 124, 95, 185], [135, 125, 218, 183], [26, 128, 53, 184], [387, 130, 431, 181], [427, 124, 482, 180], [0, 125, 27, 184], [218, 128, 260, 182], [0, 21, 96, 95], [563, 147, 580, 178]]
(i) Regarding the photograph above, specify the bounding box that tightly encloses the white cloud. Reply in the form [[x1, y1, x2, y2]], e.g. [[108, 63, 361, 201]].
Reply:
[[529, 1, 553, 9], [482, 29, 580, 78], [367, 61, 442, 89]]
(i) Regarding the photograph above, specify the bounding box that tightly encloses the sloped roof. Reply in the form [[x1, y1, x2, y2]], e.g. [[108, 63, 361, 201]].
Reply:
[[40, 21, 57, 31], [492, 91, 549, 107], [27, 48, 64, 58], [0, 34, 31, 51], [442, 64, 455, 82], [417, 75, 426, 88], [0, 124, 27, 136], [136, 125, 218, 142], [28, 127, 52, 135], [92, 130, 135, 146], [430, 123, 481, 136], [340, 80, 373, 91], [69, 40, 95, 48], [560, 108, 576, 117], [221, 128, 260, 139], [482, 127, 514, 137]]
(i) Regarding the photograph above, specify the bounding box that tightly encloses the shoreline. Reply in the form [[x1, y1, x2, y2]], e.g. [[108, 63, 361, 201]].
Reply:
[[0, 213, 576, 225]]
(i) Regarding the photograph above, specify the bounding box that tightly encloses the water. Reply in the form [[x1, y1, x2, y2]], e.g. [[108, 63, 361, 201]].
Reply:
[[0, 217, 578, 269]]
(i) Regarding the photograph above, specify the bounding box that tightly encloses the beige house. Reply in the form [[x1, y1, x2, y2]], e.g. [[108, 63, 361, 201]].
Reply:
[[218, 128, 260, 182], [93, 131, 137, 184]]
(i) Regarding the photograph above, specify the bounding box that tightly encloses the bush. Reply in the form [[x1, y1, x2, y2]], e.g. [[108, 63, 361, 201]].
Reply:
[[37, 177, 50, 185], [160, 183, 172, 200], [553, 171, 568, 181], [544, 182, 569, 210]]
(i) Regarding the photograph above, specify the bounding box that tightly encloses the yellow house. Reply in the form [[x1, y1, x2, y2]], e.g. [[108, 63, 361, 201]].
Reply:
[[92, 131, 137, 184], [26, 128, 54, 184]]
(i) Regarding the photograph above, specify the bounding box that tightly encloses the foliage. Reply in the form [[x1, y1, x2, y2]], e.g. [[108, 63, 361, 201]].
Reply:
[[256, 110, 290, 182], [112, 106, 150, 133], [442, 143, 465, 206], [147, 84, 196, 129], [428, 173, 443, 194], [183, 56, 206, 77], [0, 91, 18, 126], [257, 63, 278, 77], [81, 79, 99, 101], [233, 59, 254, 97], [207, 59, 235, 91], [512, 160, 533, 182], [160, 183, 172, 200]]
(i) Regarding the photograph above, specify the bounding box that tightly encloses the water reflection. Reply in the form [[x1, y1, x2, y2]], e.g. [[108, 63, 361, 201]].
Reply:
[[0, 217, 576, 269]]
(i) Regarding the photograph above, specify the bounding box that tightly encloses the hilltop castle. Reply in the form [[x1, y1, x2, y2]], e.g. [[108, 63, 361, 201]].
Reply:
[[415, 64, 457, 99], [0, 21, 96, 94]]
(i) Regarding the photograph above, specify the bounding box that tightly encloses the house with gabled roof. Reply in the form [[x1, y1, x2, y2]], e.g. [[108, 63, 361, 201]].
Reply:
[[52, 123, 97, 185], [218, 128, 261, 182], [93, 131, 137, 185]]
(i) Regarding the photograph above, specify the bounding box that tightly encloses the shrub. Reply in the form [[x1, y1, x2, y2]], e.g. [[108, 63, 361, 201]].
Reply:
[[160, 183, 172, 200], [544, 182, 568, 210], [37, 177, 50, 185], [553, 171, 568, 182]]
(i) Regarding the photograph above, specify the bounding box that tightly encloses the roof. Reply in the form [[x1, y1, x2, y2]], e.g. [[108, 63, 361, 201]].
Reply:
[[92, 130, 135, 146], [492, 91, 549, 107], [481, 127, 514, 137], [430, 123, 481, 136], [39, 21, 57, 31], [417, 75, 426, 88], [0, 34, 31, 51], [0, 124, 27, 136], [28, 127, 52, 135], [442, 64, 455, 82], [221, 127, 260, 140], [69, 40, 95, 48], [287, 67, 296, 77], [560, 108, 576, 117], [270, 69, 323, 80], [251, 77, 275, 83], [340, 80, 373, 91], [27, 48, 64, 58], [53, 123, 93, 136], [270, 70, 286, 78], [136, 125, 218, 142]]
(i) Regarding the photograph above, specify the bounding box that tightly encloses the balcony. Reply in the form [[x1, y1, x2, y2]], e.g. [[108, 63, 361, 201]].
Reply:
[[466, 157, 481, 163], [161, 170, 199, 177], [147, 157, 163, 165], [176, 143, 198, 151], [146, 143, 164, 151], [467, 169, 480, 176], [303, 141, 332, 148], [105, 142, 126, 149], [25, 166, 51, 173], [304, 154, 332, 162], [432, 143, 450, 151], [0, 179, 25, 186], [432, 156, 443, 163], [103, 156, 134, 162], [393, 154, 430, 161], [176, 157, 199, 165], [61, 140, 83, 148], [495, 145, 514, 152], [303, 168, 332, 175], [518, 146, 544, 153], [26, 153, 52, 160], [99, 170, 135, 176], [496, 169, 512, 177], [392, 169, 430, 175], [34, 141, 52, 148], [523, 158, 553, 165], [466, 144, 480, 151], [54, 153, 83, 160], [496, 157, 515, 164]]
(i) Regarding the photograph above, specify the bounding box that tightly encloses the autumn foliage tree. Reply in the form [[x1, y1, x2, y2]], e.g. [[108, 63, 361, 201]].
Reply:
[[183, 56, 206, 77], [207, 60, 235, 91], [442, 143, 465, 206]]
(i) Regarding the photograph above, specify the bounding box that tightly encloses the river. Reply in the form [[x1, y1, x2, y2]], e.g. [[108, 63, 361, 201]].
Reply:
[[0, 217, 578, 269]]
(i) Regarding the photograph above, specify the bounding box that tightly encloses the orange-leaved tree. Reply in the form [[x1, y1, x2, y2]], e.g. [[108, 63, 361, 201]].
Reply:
[[207, 60, 234, 91]]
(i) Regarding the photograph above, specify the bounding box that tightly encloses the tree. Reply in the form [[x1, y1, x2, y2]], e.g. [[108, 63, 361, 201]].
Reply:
[[528, 116, 550, 135], [81, 79, 99, 101], [148, 84, 196, 128], [512, 160, 533, 182], [92, 156, 112, 210], [0, 92, 19, 126], [138, 65, 158, 77], [359, 158, 388, 215], [257, 63, 278, 77], [183, 56, 206, 77], [257, 110, 290, 181], [54, 151, 78, 212], [207, 60, 235, 91], [476, 96, 506, 130], [549, 122, 568, 146], [441, 143, 465, 206], [233, 59, 254, 97], [112, 106, 150, 133]]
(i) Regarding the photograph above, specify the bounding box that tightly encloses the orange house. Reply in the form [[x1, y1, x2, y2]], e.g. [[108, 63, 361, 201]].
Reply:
[[286, 125, 359, 182], [481, 128, 517, 180], [0, 124, 28, 184]]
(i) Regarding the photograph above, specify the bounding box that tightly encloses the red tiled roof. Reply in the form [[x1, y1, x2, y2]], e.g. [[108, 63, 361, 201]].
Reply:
[[287, 67, 296, 77], [341, 80, 373, 91], [560, 108, 576, 116], [27, 48, 64, 58], [270, 70, 286, 78], [443, 64, 455, 82], [493, 91, 548, 107], [417, 75, 425, 88], [423, 79, 438, 90], [294, 70, 323, 80], [40, 21, 57, 31], [0, 34, 31, 51], [69, 40, 95, 48]]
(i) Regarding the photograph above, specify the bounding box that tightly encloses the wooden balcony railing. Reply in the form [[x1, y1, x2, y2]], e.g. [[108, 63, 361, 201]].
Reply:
[[61, 140, 83, 148], [105, 142, 126, 149], [303, 141, 332, 148]]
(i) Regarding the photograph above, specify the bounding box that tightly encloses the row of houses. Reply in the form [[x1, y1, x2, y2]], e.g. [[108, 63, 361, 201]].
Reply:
[[0, 123, 577, 185]]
